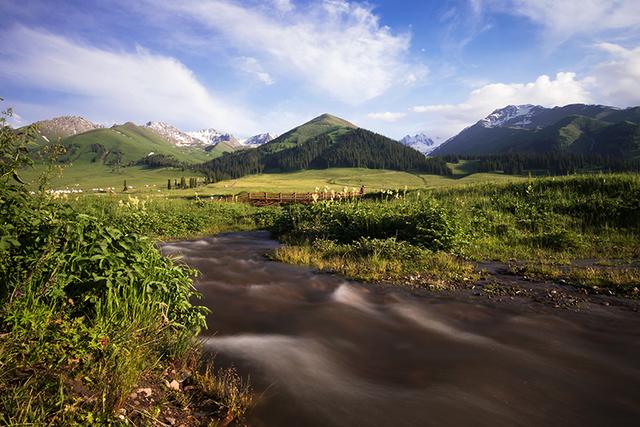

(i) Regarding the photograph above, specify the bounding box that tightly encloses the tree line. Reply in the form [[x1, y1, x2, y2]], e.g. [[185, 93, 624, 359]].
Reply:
[[438, 153, 640, 175]]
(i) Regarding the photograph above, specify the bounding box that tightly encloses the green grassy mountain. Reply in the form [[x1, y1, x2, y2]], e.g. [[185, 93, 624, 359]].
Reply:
[[261, 113, 357, 153], [433, 104, 640, 158], [59, 122, 216, 166], [198, 114, 450, 181]]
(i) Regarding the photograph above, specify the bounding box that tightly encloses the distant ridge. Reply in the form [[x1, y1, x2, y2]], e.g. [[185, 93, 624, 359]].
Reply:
[[432, 103, 640, 157]]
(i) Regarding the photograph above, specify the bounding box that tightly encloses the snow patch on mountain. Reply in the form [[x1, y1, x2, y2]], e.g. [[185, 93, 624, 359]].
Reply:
[[187, 128, 242, 147], [479, 104, 544, 129], [242, 133, 277, 146], [399, 133, 439, 155], [145, 121, 203, 147]]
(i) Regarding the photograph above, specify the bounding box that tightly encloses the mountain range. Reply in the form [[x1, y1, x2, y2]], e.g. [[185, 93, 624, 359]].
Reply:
[[28, 117, 278, 167], [23, 102, 640, 181], [432, 103, 640, 157]]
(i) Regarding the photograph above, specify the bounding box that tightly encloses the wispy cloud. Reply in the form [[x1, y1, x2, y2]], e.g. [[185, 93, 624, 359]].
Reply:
[[0, 26, 253, 131], [150, 0, 421, 104], [488, 0, 640, 43], [235, 56, 275, 85], [367, 111, 407, 122]]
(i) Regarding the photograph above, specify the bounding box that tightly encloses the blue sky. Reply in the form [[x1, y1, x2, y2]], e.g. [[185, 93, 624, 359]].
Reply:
[[1, 0, 639, 139]]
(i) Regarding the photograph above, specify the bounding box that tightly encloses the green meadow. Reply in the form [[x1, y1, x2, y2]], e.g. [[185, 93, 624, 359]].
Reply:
[[22, 163, 527, 195]]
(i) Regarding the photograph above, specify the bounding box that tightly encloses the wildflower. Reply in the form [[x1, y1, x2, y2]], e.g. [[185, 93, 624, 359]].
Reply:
[[99, 336, 109, 349]]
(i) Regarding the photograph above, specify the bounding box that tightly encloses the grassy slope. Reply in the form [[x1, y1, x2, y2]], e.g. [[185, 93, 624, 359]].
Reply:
[[62, 123, 216, 164], [261, 113, 357, 153]]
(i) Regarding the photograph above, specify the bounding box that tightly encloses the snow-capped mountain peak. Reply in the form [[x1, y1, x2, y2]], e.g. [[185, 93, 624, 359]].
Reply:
[[479, 104, 543, 129], [399, 133, 439, 155], [242, 133, 277, 146], [187, 128, 223, 145], [145, 121, 203, 147]]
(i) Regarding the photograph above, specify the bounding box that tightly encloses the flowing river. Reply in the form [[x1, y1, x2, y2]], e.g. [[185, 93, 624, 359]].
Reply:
[[161, 232, 640, 427]]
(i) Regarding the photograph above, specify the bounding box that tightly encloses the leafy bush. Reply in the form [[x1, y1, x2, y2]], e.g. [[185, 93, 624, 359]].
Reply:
[[273, 197, 463, 252], [0, 107, 210, 423]]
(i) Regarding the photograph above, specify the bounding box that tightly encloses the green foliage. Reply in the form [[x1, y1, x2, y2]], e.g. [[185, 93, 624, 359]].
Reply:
[[272, 173, 639, 294], [1, 107, 35, 184], [273, 196, 462, 252], [0, 110, 210, 423]]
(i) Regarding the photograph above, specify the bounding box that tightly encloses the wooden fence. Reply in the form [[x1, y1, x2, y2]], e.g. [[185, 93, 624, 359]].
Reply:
[[214, 191, 363, 206]]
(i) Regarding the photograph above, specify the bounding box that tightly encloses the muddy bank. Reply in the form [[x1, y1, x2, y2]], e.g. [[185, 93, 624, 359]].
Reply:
[[162, 232, 640, 427]]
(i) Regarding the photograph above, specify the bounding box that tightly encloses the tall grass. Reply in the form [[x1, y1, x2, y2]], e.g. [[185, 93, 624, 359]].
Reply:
[[67, 195, 270, 240]]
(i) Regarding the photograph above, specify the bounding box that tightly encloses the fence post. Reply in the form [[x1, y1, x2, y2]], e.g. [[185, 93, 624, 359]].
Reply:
[[293, 192, 297, 201]]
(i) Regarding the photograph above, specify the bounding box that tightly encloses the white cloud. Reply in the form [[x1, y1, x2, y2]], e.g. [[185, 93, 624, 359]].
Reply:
[[271, 0, 294, 13], [153, 0, 420, 104], [412, 72, 592, 138], [235, 56, 275, 85], [0, 26, 253, 132], [367, 111, 406, 122], [589, 43, 640, 106], [491, 0, 640, 42]]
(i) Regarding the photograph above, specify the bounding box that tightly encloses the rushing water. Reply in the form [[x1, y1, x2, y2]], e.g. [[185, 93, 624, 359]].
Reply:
[[162, 232, 640, 427]]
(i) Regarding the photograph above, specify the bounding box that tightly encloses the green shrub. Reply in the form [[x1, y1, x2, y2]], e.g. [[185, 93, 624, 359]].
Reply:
[[0, 110, 209, 423], [273, 197, 463, 252]]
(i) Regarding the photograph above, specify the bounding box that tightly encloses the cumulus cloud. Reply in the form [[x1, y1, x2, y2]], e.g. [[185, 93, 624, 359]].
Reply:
[[152, 0, 420, 104], [0, 26, 253, 131], [490, 0, 640, 42], [367, 112, 406, 122], [412, 72, 592, 138], [589, 43, 640, 106]]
